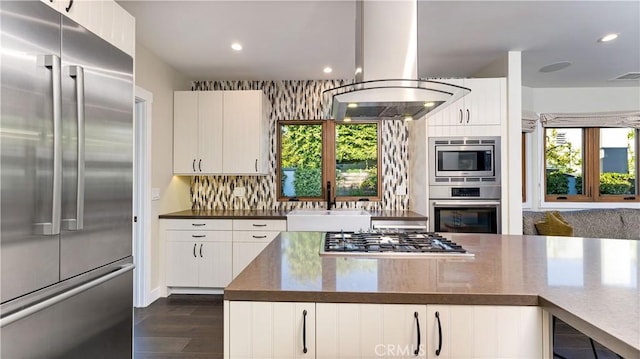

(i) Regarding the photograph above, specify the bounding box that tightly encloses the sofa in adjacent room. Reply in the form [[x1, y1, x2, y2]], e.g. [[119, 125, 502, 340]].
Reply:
[[522, 208, 640, 239]]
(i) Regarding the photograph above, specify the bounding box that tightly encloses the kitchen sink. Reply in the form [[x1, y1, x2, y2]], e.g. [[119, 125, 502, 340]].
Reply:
[[286, 209, 371, 232]]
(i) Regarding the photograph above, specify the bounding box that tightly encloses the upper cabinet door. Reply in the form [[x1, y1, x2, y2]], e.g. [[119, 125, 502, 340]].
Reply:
[[462, 78, 503, 126], [198, 91, 223, 173], [174, 91, 199, 174], [223, 91, 267, 174]]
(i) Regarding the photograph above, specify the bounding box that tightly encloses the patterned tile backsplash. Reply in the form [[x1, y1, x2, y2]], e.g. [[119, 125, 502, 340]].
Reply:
[[189, 80, 409, 211]]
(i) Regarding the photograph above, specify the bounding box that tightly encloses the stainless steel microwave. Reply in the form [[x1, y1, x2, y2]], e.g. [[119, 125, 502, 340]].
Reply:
[[429, 136, 501, 185]]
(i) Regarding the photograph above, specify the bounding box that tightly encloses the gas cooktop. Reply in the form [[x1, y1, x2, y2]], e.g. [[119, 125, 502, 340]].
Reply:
[[320, 231, 473, 257]]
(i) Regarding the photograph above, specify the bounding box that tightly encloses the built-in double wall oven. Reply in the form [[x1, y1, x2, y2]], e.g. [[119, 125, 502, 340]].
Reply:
[[429, 136, 502, 234]]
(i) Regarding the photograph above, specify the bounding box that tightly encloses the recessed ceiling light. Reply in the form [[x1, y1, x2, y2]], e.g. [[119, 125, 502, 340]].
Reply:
[[347, 103, 358, 108], [231, 43, 243, 51], [539, 61, 572, 73], [424, 102, 435, 108], [404, 116, 413, 121], [323, 67, 333, 74], [598, 33, 619, 43]]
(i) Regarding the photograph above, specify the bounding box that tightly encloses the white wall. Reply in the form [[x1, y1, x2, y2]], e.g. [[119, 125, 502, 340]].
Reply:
[[531, 87, 640, 113], [135, 43, 191, 291]]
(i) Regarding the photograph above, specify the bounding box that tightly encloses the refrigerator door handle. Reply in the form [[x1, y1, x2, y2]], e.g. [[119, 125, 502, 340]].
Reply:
[[33, 55, 62, 236], [62, 65, 85, 231], [0, 263, 134, 328]]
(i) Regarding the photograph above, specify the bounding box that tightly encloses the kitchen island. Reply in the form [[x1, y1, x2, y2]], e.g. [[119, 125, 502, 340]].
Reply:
[[224, 232, 639, 358]]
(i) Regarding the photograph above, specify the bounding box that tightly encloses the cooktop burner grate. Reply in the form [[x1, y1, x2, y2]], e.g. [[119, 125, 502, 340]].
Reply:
[[323, 231, 470, 255]]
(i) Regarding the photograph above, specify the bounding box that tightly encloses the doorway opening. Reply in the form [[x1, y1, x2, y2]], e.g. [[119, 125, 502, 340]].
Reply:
[[134, 86, 153, 307]]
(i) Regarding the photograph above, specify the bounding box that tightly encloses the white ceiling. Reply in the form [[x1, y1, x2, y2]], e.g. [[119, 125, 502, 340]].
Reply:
[[119, 0, 640, 88]]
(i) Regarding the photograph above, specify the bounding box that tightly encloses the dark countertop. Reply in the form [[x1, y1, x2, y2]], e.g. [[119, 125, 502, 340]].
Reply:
[[159, 209, 427, 221], [224, 232, 639, 357], [159, 209, 289, 219]]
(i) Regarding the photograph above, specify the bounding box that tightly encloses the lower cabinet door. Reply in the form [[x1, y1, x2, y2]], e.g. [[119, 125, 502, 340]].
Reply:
[[199, 241, 233, 288], [316, 303, 427, 358], [229, 301, 315, 358], [425, 305, 542, 359], [165, 241, 199, 287], [232, 241, 270, 278]]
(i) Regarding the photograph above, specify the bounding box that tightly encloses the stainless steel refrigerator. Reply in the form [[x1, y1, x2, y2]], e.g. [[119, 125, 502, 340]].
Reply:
[[1, 1, 134, 357]]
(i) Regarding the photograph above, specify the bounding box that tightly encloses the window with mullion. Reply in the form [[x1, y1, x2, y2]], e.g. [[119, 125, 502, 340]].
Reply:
[[277, 120, 382, 202], [544, 127, 639, 202]]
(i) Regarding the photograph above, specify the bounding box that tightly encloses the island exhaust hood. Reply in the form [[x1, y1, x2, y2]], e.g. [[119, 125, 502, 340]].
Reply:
[[323, 0, 470, 121]]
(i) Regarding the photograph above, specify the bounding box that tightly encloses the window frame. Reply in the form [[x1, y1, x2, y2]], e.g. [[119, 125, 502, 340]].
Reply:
[[543, 127, 639, 203], [332, 120, 382, 202], [277, 120, 328, 202], [276, 119, 382, 203]]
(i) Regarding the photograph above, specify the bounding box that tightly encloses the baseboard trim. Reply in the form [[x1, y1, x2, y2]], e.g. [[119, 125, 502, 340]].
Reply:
[[147, 286, 162, 305], [167, 287, 224, 295]]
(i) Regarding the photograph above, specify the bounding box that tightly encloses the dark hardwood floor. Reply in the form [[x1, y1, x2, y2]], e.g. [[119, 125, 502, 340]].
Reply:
[[134, 294, 224, 359], [134, 295, 623, 359]]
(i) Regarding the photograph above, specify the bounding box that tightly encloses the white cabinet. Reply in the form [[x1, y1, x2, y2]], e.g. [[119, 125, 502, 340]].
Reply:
[[428, 78, 505, 137], [173, 91, 223, 174], [228, 301, 315, 358], [232, 220, 286, 278], [222, 91, 269, 174], [163, 218, 285, 289], [226, 301, 543, 359], [316, 303, 427, 358], [425, 305, 542, 359], [173, 90, 269, 175], [40, 0, 135, 56], [165, 219, 233, 288]]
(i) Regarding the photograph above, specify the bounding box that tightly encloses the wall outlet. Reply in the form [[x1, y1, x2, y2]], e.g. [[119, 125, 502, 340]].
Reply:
[[396, 184, 407, 196], [151, 188, 160, 201], [233, 187, 246, 197]]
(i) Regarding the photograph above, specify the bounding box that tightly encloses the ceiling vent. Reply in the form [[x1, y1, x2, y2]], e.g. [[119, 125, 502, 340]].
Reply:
[[613, 72, 640, 80]]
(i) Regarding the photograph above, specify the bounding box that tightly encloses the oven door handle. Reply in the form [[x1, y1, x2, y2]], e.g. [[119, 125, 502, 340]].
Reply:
[[431, 201, 500, 207]]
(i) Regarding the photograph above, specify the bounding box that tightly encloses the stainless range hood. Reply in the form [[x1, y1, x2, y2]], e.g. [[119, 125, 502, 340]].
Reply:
[[323, 0, 470, 121]]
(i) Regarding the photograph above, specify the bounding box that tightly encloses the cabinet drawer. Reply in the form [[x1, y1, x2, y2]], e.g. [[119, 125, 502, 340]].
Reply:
[[232, 219, 286, 231], [233, 230, 280, 243], [167, 230, 232, 242], [163, 219, 232, 231]]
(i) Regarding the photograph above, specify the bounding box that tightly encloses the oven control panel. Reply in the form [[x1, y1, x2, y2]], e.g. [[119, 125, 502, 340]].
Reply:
[[451, 187, 480, 197]]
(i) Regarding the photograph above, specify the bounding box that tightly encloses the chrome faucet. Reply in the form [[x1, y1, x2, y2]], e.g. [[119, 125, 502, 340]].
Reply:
[[326, 181, 336, 210]]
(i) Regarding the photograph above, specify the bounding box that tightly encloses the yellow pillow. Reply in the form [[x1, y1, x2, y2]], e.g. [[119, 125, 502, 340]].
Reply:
[[535, 211, 574, 236]]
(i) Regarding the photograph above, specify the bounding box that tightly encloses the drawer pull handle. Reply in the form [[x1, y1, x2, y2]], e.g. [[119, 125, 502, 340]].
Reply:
[[192, 223, 206, 227], [199, 243, 203, 257], [302, 309, 308, 354], [435, 311, 442, 356], [252, 224, 267, 227], [252, 235, 267, 239], [192, 234, 206, 238], [193, 243, 197, 258], [414, 312, 420, 356]]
